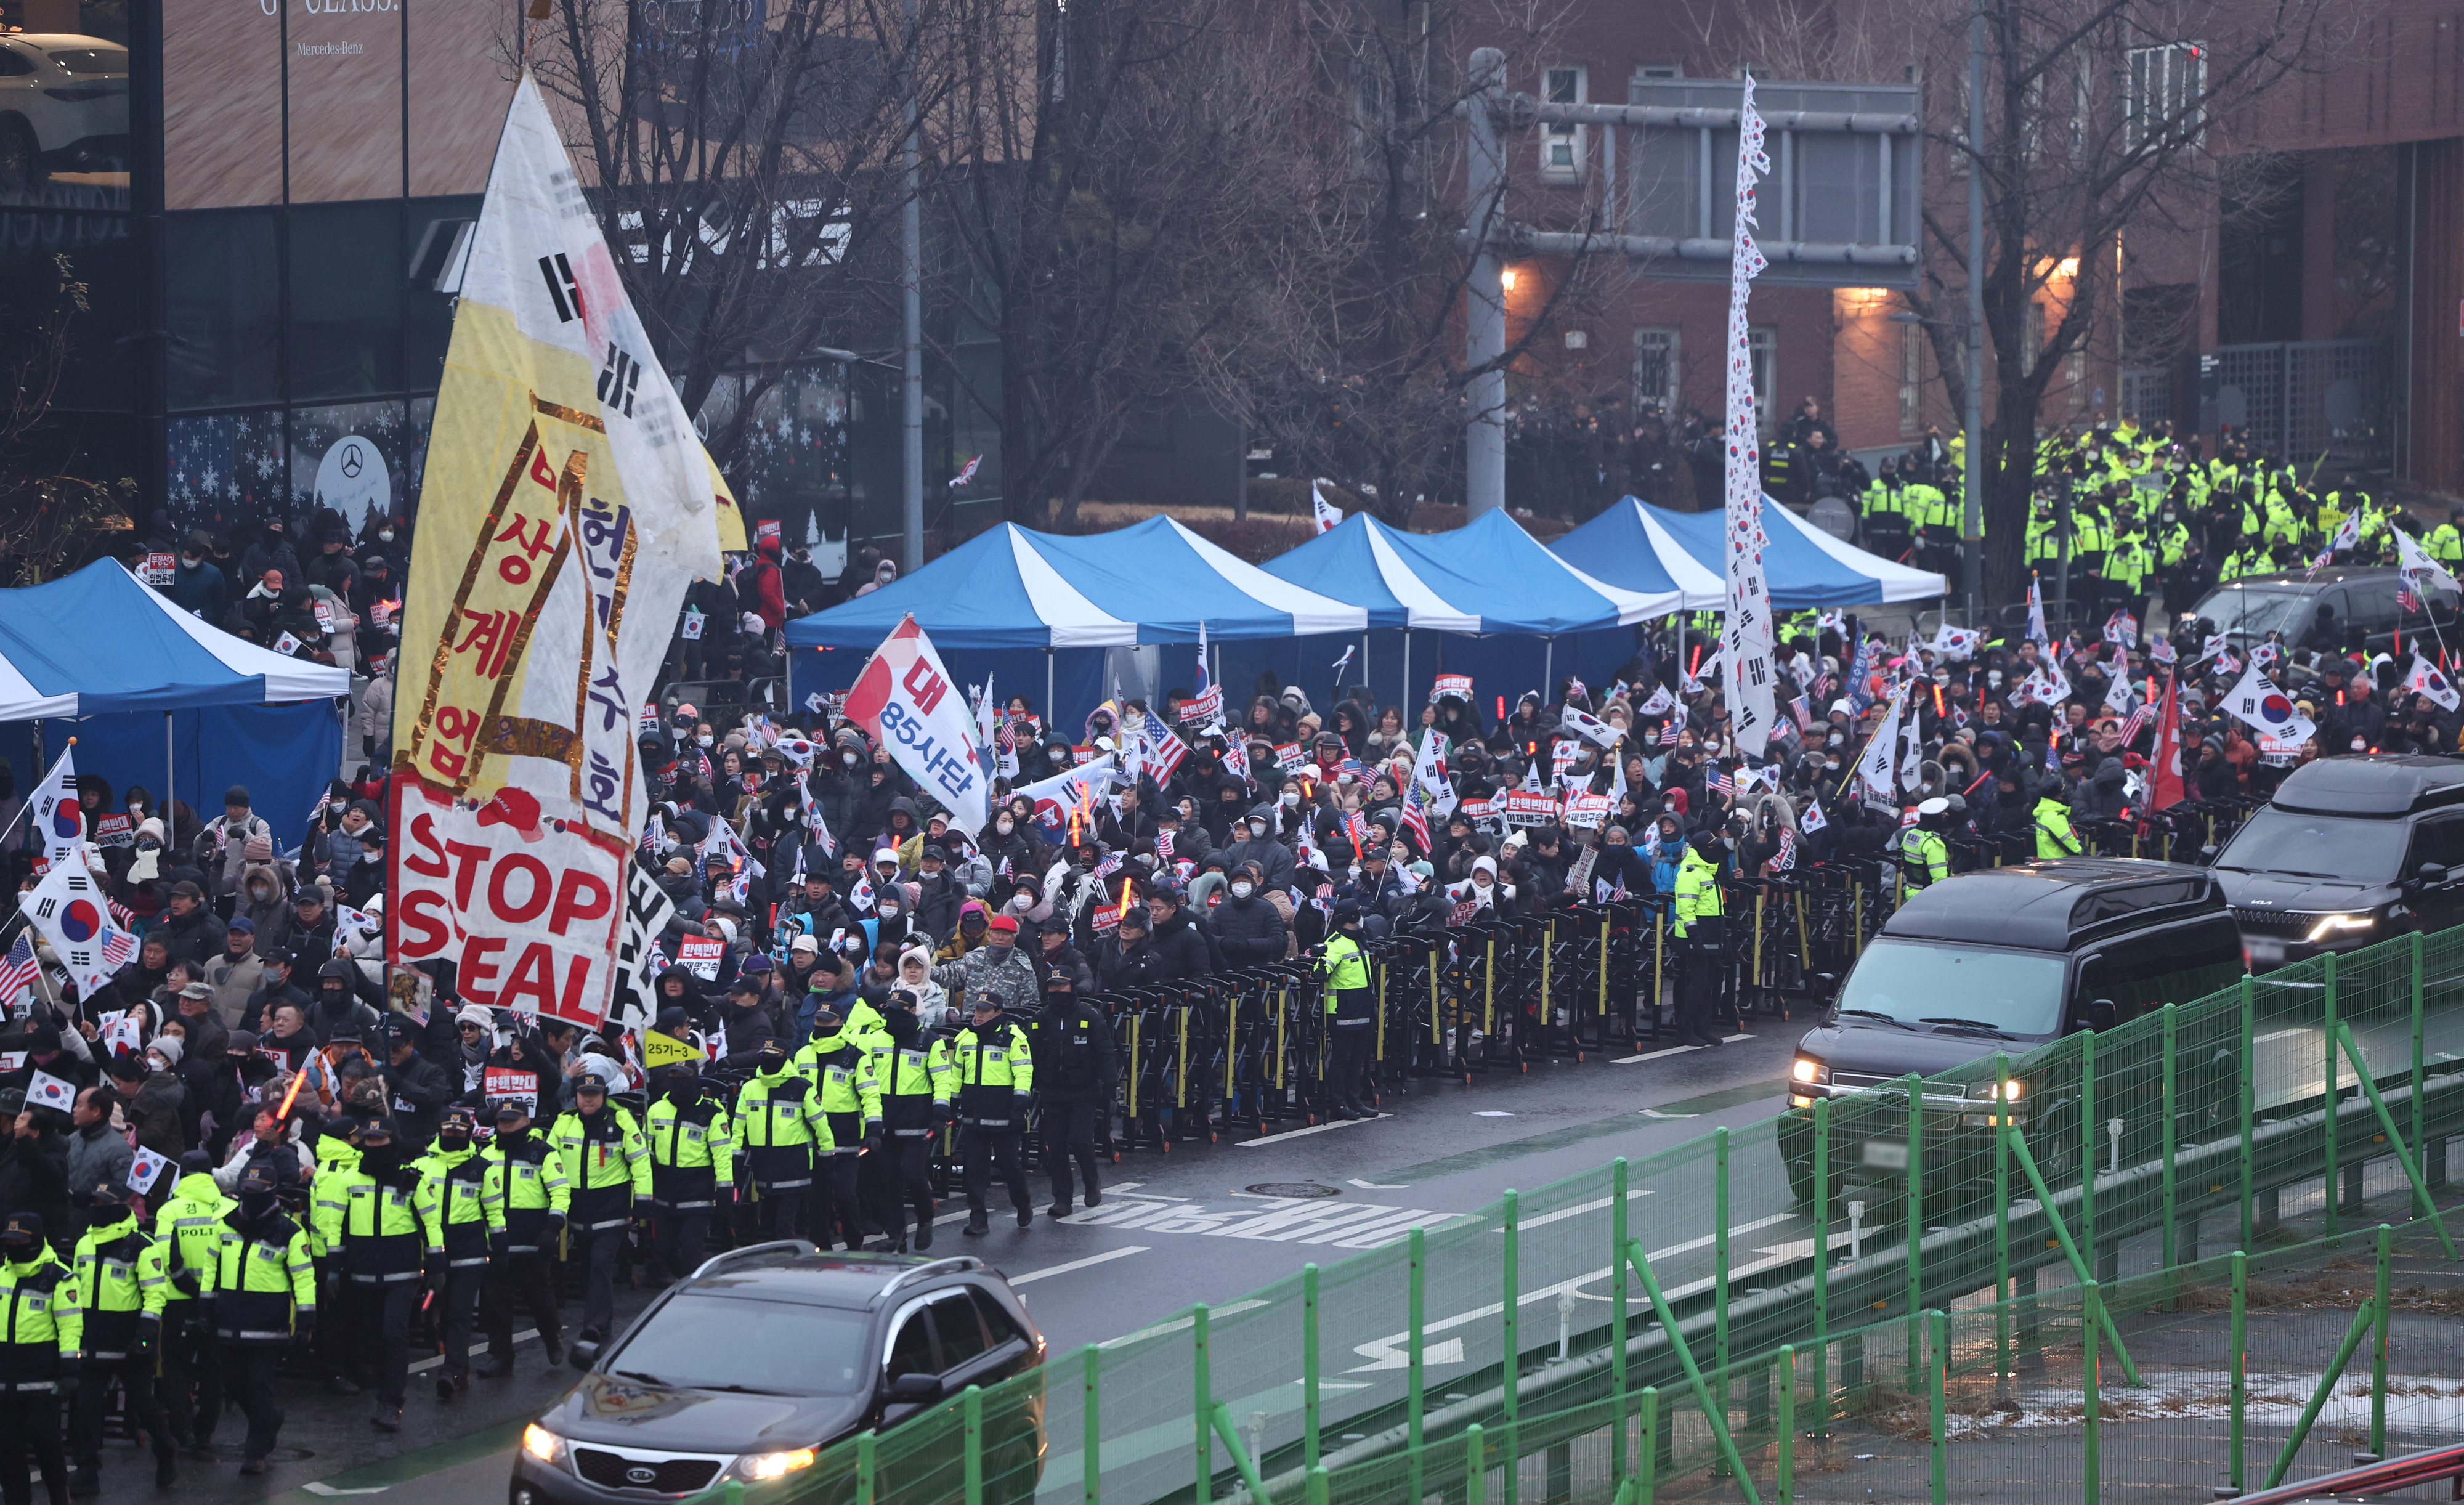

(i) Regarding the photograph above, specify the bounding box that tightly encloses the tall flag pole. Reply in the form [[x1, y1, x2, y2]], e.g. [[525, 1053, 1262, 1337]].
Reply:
[[386, 75, 731, 1029], [1722, 75, 1777, 756]]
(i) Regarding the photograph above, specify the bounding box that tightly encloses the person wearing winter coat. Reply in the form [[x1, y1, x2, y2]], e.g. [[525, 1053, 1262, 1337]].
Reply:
[[1445, 854, 1521, 919], [192, 786, 274, 901], [108, 1052, 187, 1161], [1220, 806, 1296, 894], [1141, 887, 1217, 979], [910, 844, 968, 941], [896, 947, 953, 1030], [1212, 864, 1289, 970], [312, 799, 386, 902]]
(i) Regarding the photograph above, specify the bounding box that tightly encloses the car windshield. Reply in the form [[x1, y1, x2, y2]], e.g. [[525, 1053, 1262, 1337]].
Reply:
[[2191, 583, 2314, 641], [606, 1295, 871, 1395], [1834, 939, 2067, 1039], [2214, 808, 2405, 883]]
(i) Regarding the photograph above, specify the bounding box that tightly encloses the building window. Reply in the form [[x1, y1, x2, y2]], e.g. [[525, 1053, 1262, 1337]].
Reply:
[[1899, 320, 1925, 436], [1540, 66, 1584, 180], [2021, 301, 2043, 378], [2064, 347, 2088, 413], [2125, 43, 2205, 149], [1632, 327, 1680, 415], [1748, 326, 1775, 430]]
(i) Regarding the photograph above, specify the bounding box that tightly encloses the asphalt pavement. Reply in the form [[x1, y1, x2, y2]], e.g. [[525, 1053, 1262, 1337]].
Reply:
[[89, 1023, 1797, 1505]]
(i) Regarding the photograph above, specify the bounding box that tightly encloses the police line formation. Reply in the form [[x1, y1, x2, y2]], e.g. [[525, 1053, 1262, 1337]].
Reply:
[[1, 418, 2460, 1496]]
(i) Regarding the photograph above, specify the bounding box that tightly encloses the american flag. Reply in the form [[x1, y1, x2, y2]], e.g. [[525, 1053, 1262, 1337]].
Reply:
[[0, 932, 35, 1008], [1658, 721, 1680, 747], [2117, 701, 2153, 748], [2401, 587, 2423, 614], [1400, 779, 1431, 852], [1139, 713, 1188, 783], [101, 929, 136, 969], [1093, 851, 1124, 879], [1788, 695, 1810, 732], [1709, 765, 1735, 797], [1810, 673, 1834, 704]]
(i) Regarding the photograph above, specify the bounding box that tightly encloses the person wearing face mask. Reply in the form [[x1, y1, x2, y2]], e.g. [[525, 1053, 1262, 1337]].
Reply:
[[1222, 806, 1296, 893], [1214, 862, 1289, 968], [735, 1041, 831, 1242], [410, 1107, 489, 1402], [548, 1061, 649, 1347], [63, 1183, 176, 1494], [1315, 903, 1379, 1120], [931, 909, 1040, 1024], [475, 1101, 567, 1377], [792, 994, 883, 1251], [205, 1166, 312, 1478], [872, 990, 953, 1252], [1669, 830, 1729, 1047], [326, 1118, 423, 1431], [909, 844, 967, 941], [163, 530, 227, 623]]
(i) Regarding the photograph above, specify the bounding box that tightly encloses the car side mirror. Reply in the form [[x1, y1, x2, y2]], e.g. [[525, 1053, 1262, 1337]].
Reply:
[[567, 1341, 600, 1371], [2083, 999, 2118, 1032], [2418, 864, 2449, 888], [888, 1373, 942, 1403]]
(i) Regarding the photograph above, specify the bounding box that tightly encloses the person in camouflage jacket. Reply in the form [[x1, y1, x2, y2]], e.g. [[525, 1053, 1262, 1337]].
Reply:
[[931, 914, 1041, 1016]]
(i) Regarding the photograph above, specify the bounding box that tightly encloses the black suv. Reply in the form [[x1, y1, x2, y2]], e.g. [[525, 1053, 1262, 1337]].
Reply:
[[2213, 755, 2464, 968], [1781, 860, 2246, 1201], [509, 1246, 1046, 1505], [2189, 566, 2460, 657]]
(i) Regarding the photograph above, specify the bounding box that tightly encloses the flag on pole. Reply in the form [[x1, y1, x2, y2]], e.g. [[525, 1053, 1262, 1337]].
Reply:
[[1311, 481, 1343, 533], [26, 745, 81, 873], [1401, 779, 1431, 852], [386, 75, 731, 1029], [2219, 660, 2317, 744], [26, 1069, 74, 1115], [2149, 673, 2186, 810], [129, 1145, 173, 1196], [2406, 657, 2462, 711], [2397, 527, 2462, 599], [1720, 75, 1777, 756], [2026, 577, 2049, 646], [1138, 712, 1189, 784], [845, 614, 991, 834], [22, 859, 133, 997], [0, 932, 36, 1010]]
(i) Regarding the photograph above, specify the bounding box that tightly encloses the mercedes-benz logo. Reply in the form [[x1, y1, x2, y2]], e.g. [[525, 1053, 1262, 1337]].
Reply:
[[339, 443, 365, 479], [625, 1466, 657, 1485]]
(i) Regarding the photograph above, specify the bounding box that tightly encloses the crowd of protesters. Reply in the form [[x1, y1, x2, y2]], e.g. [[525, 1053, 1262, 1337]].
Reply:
[[0, 411, 2455, 1499]]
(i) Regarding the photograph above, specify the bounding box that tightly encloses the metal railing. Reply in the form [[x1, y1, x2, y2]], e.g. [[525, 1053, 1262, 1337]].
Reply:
[[681, 922, 2464, 1505]]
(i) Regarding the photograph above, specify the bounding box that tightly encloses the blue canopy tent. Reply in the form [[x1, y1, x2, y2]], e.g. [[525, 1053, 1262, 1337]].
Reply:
[[0, 562, 350, 848], [784, 519, 1368, 732], [1556, 496, 1948, 609], [1252, 509, 1713, 714]]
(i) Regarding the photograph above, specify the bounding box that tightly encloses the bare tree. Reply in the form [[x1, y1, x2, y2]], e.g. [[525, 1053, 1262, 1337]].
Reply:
[[526, 0, 930, 464], [926, 0, 1336, 526], [1191, 0, 1609, 527], [1728, 0, 2346, 606], [0, 255, 135, 584]]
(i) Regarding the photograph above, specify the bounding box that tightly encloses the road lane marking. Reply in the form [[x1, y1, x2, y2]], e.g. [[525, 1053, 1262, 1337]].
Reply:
[[1009, 1246, 1150, 1286]]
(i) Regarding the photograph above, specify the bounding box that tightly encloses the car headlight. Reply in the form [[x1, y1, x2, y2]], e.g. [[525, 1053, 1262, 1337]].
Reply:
[[521, 1422, 568, 1467], [1791, 1057, 1827, 1085], [2305, 912, 2375, 943], [1994, 1078, 2024, 1103], [740, 1448, 819, 1482]]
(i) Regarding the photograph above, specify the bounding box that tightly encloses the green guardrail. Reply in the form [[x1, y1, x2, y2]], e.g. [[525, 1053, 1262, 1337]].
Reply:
[[690, 925, 2464, 1505]]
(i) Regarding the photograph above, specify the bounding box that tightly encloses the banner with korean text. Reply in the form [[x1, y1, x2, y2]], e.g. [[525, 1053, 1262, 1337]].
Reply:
[[387, 75, 726, 1026]]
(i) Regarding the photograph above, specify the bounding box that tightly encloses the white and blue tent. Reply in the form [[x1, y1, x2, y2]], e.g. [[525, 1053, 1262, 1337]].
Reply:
[[784, 519, 1367, 730], [0, 562, 351, 845], [1250, 509, 1714, 708], [1556, 496, 1947, 609]]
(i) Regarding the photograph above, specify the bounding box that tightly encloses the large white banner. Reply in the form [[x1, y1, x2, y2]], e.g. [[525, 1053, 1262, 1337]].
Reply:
[[845, 615, 993, 834], [387, 74, 727, 1027], [1722, 76, 1778, 755]]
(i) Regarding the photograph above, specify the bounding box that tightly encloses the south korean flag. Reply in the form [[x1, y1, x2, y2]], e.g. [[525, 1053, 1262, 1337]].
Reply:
[[2407, 657, 2462, 712]]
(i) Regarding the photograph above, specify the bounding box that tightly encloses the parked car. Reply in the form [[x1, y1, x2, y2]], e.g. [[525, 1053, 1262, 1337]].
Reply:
[[0, 33, 128, 195], [2213, 754, 2464, 968], [511, 1245, 1047, 1505]]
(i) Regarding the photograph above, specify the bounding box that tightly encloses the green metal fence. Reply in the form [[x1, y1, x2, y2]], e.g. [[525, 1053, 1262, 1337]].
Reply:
[[700, 925, 2464, 1505]]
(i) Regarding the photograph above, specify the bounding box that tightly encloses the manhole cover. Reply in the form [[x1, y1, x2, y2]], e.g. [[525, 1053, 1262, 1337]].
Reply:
[[1245, 1182, 1340, 1199]]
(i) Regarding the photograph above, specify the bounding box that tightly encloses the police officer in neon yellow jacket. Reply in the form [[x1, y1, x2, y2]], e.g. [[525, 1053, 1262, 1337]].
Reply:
[[67, 1184, 176, 1492], [211, 1164, 315, 1477], [0, 1211, 80, 1503], [1317, 904, 1378, 1120], [1670, 832, 1728, 1048]]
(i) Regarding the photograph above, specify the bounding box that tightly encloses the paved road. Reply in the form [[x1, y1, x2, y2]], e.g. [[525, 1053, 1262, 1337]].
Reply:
[[105, 1024, 1797, 1505]]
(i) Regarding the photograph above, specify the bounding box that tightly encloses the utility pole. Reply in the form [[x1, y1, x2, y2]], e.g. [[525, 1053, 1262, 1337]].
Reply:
[[1961, 0, 1987, 626], [901, 0, 925, 574], [1464, 46, 1508, 519]]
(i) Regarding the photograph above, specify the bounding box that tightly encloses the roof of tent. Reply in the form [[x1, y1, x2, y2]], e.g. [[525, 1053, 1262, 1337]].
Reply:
[[1554, 497, 1947, 609], [0, 561, 350, 719], [784, 518, 1368, 651], [1261, 509, 1692, 634]]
